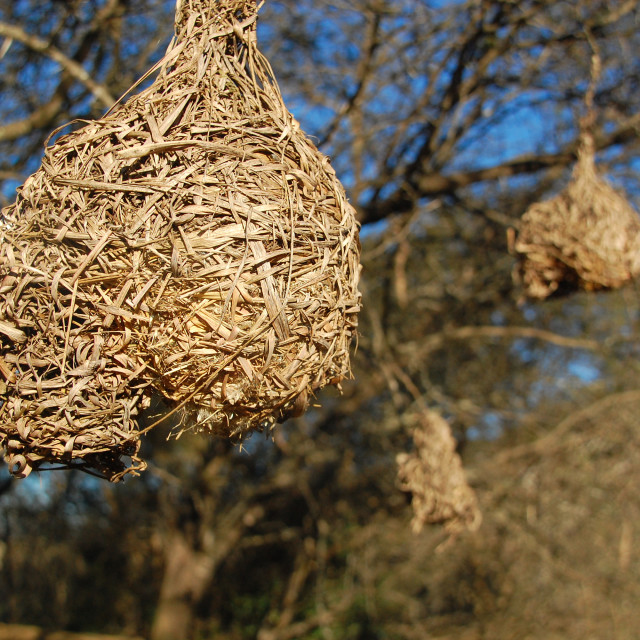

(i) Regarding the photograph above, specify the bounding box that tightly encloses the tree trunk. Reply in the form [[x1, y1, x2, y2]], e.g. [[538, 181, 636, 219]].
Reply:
[[150, 503, 265, 640], [149, 532, 214, 640]]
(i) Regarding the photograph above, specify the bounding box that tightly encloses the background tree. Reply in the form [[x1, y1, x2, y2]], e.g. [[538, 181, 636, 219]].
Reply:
[[1, 1, 640, 639]]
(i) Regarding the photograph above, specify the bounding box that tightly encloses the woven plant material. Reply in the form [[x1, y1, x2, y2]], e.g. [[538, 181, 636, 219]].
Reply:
[[512, 132, 640, 299], [0, 0, 361, 481], [396, 409, 481, 536]]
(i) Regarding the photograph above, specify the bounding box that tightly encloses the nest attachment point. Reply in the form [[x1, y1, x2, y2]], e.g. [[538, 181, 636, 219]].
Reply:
[[511, 133, 640, 299], [0, 0, 361, 481]]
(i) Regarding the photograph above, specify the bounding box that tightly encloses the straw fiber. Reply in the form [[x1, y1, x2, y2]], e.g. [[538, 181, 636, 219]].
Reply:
[[0, 0, 361, 480], [512, 133, 640, 299]]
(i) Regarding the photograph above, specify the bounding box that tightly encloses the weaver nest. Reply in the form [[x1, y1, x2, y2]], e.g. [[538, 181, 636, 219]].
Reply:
[[0, 0, 361, 480]]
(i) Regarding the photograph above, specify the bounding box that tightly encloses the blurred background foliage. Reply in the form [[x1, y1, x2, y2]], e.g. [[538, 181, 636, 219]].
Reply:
[[1, 1, 640, 639]]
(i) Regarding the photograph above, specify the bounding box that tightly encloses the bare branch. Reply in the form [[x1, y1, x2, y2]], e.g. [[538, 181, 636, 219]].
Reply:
[[360, 113, 640, 224], [0, 21, 115, 109], [494, 389, 640, 463], [0, 92, 65, 142], [399, 325, 599, 368]]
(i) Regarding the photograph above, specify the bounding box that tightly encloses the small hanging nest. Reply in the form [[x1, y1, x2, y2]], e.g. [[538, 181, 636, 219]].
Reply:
[[511, 43, 640, 300], [396, 409, 481, 537], [0, 0, 361, 481], [511, 132, 640, 299]]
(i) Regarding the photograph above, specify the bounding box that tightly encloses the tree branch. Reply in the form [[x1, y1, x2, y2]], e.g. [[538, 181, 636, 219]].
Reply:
[[0, 93, 66, 143], [398, 325, 599, 371], [0, 22, 115, 109], [493, 389, 640, 463], [360, 114, 640, 224]]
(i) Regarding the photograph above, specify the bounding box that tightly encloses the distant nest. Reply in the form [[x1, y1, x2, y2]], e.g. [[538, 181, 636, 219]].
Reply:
[[511, 133, 640, 299], [0, 0, 361, 481], [396, 409, 481, 537]]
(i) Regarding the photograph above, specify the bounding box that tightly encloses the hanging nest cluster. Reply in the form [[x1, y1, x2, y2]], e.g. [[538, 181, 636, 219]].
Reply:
[[0, 0, 361, 481], [511, 132, 640, 299]]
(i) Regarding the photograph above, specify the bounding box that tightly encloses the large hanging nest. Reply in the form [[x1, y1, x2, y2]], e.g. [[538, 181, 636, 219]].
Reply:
[[0, 0, 361, 481], [511, 132, 640, 299]]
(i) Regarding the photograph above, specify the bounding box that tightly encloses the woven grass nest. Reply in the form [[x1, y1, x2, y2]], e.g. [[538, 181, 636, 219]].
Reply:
[[396, 409, 480, 537], [0, 0, 361, 481], [512, 132, 640, 299]]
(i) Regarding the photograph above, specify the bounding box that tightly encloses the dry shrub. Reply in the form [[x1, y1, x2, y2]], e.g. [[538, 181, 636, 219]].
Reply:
[[0, 0, 361, 481], [512, 132, 640, 299], [397, 409, 481, 536]]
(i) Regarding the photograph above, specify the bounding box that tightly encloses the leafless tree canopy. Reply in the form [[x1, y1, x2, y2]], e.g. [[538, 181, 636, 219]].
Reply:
[[1, 1, 639, 639]]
